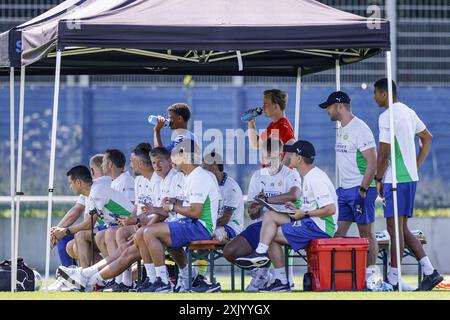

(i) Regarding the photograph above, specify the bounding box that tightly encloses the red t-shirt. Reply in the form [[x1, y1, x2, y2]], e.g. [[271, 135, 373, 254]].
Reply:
[[260, 117, 295, 144]]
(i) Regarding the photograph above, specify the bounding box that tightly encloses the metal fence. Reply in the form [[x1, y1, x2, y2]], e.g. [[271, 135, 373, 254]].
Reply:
[[0, 1, 449, 86]]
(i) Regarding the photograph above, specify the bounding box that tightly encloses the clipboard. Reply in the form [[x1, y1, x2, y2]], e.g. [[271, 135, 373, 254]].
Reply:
[[254, 197, 295, 215]]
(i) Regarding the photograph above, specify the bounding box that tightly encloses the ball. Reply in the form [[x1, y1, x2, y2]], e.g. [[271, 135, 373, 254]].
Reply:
[[33, 270, 42, 291]]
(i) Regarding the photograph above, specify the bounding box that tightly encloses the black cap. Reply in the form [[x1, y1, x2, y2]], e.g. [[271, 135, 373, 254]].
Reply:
[[283, 140, 316, 160], [319, 91, 351, 109]]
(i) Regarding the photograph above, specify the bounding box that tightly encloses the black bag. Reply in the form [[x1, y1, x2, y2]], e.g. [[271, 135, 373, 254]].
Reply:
[[0, 258, 35, 292]]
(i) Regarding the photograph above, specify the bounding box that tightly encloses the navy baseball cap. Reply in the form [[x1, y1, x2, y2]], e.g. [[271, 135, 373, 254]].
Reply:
[[283, 140, 315, 160], [319, 91, 351, 109]]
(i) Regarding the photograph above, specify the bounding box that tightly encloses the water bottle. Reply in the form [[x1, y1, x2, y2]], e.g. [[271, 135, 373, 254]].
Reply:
[[241, 107, 263, 122], [148, 115, 170, 127]]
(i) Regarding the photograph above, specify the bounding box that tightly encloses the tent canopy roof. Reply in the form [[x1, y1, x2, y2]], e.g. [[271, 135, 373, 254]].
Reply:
[[16, 0, 390, 76]]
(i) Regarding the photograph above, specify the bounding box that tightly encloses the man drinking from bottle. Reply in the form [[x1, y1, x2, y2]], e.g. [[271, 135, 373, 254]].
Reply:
[[246, 89, 295, 166]]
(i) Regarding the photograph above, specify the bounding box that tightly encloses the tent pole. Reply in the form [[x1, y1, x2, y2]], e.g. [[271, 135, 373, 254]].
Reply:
[[386, 50, 402, 292], [9, 67, 16, 292], [294, 67, 301, 139], [44, 49, 62, 292], [335, 59, 341, 187], [14, 66, 26, 289]]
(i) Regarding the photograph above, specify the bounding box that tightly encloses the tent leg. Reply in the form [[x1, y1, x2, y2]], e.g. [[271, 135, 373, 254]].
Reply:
[[294, 67, 301, 139], [9, 67, 16, 292], [386, 50, 402, 292], [14, 66, 26, 288], [335, 59, 341, 187], [44, 50, 62, 292]]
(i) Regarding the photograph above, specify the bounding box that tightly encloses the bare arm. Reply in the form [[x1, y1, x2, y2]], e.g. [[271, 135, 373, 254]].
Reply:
[[247, 202, 264, 220], [247, 118, 260, 150], [416, 128, 433, 169], [69, 213, 98, 234], [376, 142, 391, 181], [360, 147, 377, 189], [285, 202, 336, 220], [172, 202, 203, 219], [266, 186, 301, 204], [217, 210, 233, 227], [57, 203, 85, 228], [153, 116, 166, 148]]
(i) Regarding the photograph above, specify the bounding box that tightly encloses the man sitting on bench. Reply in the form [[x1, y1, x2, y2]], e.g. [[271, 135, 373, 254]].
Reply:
[[236, 140, 338, 292]]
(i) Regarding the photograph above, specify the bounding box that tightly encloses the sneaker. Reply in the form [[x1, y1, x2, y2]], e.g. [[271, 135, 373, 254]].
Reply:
[[103, 282, 132, 292], [417, 270, 444, 291], [190, 275, 221, 293], [260, 278, 291, 293], [143, 277, 172, 293], [398, 280, 417, 291], [173, 276, 189, 293], [47, 277, 67, 292], [130, 277, 152, 292], [102, 280, 117, 291], [235, 252, 270, 270], [245, 269, 273, 292], [58, 266, 89, 291]]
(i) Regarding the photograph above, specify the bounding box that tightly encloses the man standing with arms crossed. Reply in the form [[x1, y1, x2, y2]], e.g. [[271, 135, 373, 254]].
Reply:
[[374, 78, 442, 291], [318, 91, 378, 282]]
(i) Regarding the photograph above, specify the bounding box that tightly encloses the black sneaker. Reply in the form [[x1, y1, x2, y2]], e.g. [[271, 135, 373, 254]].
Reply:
[[259, 279, 291, 292], [101, 280, 116, 291], [235, 252, 270, 270], [130, 277, 152, 292], [190, 276, 221, 293], [102, 282, 121, 292], [142, 277, 172, 293], [417, 270, 444, 291]]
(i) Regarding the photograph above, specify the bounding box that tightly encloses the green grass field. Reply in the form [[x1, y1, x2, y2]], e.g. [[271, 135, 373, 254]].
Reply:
[[1, 275, 449, 300]]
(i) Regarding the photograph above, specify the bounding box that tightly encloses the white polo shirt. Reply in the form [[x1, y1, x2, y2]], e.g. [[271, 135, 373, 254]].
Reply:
[[181, 166, 220, 235], [157, 168, 185, 221], [378, 102, 427, 183], [111, 171, 135, 203], [336, 116, 376, 189], [218, 173, 244, 234], [247, 165, 301, 222], [300, 167, 338, 237], [134, 173, 162, 216]]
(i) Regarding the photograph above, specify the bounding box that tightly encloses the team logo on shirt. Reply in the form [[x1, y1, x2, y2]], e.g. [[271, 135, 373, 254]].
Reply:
[[343, 134, 349, 140], [278, 180, 282, 187]]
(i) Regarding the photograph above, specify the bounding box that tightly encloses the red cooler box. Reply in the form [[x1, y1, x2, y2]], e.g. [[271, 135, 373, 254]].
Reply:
[[306, 238, 369, 291]]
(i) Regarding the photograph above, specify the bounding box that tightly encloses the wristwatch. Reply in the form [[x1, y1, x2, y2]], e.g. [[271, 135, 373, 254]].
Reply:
[[264, 196, 270, 204], [359, 186, 368, 194], [304, 211, 310, 219], [136, 217, 141, 226], [65, 228, 71, 235], [374, 175, 383, 183]]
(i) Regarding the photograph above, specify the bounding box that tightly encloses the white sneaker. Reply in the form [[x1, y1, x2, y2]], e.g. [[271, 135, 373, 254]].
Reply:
[[173, 276, 189, 293], [398, 280, 417, 291], [47, 277, 67, 292], [58, 266, 90, 291], [245, 268, 273, 292]]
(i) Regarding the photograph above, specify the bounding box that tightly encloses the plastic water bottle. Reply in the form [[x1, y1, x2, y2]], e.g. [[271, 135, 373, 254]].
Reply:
[[148, 115, 170, 127], [241, 107, 263, 122]]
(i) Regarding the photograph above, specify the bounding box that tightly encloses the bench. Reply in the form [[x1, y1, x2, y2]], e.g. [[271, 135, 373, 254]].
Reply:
[[186, 240, 236, 290]]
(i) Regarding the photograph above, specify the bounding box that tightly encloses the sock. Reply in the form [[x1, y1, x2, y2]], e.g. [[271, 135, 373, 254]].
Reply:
[[122, 267, 132, 287], [197, 259, 208, 276], [255, 243, 269, 254], [144, 263, 156, 283], [388, 267, 398, 285], [274, 267, 288, 285], [81, 265, 99, 278], [88, 272, 104, 287], [155, 266, 169, 284], [419, 256, 434, 276], [115, 274, 123, 284], [256, 267, 269, 278]]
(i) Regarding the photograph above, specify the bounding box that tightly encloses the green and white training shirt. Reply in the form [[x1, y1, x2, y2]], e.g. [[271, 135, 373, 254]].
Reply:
[[336, 116, 376, 189], [181, 166, 220, 235], [378, 102, 427, 183], [111, 171, 135, 203], [89, 178, 134, 226], [157, 168, 185, 222], [300, 167, 338, 237]]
